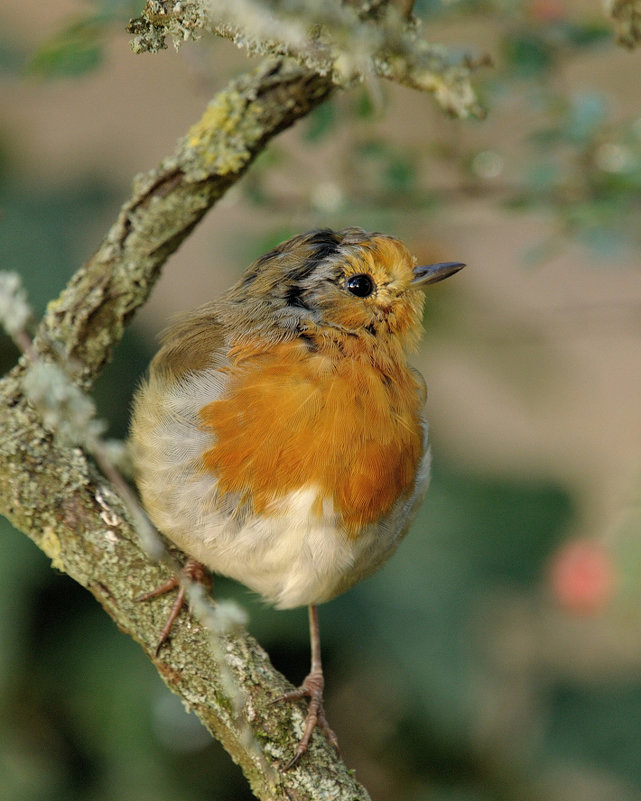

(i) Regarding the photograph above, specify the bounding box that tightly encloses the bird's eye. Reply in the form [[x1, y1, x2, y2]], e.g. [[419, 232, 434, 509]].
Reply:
[[345, 273, 375, 298]]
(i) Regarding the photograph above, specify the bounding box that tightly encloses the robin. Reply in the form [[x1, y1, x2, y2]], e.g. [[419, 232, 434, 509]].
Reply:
[[130, 227, 464, 767]]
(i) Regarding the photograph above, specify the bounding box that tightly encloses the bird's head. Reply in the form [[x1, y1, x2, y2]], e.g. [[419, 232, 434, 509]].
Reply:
[[227, 227, 464, 362]]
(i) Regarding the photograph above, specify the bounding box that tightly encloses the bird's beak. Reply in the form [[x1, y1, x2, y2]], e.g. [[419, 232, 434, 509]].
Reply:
[[411, 261, 465, 287]]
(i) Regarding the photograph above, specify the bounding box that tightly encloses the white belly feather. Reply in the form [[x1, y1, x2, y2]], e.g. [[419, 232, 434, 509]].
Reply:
[[131, 366, 430, 609]]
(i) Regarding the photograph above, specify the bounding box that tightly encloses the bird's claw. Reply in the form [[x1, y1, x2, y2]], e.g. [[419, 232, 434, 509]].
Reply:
[[135, 558, 211, 655], [274, 671, 340, 770]]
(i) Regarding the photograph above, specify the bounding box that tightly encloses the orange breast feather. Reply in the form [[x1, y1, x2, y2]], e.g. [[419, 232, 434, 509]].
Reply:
[[199, 340, 424, 533]]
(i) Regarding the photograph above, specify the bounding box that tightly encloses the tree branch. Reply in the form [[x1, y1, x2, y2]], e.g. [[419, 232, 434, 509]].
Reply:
[[35, 57, 333, 385], [0, 57, 374, 799], [605, 0, 641, 48], [129, 0, 484, 118]]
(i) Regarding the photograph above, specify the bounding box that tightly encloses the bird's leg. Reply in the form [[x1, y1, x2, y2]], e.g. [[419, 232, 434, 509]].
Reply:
[[274, 604, 339, 769], [135, 558, 212, 656]]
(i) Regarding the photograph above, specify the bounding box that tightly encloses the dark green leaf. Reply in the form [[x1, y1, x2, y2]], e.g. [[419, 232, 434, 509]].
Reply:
[[503, 31, 555, 77], [304, 102, 336, 142], [29, 32, 103, 77], [564, 21, 611, 48]]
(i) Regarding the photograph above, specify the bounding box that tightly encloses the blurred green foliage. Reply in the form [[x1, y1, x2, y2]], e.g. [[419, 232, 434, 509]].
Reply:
[[29, 21, 105, 78], [0, 176, 119, 318], [239, 4, 641, 262], [26, 0, 140, 77]]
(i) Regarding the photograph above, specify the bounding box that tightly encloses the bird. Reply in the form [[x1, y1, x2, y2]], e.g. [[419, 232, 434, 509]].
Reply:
[[129, 227, 464, 767]]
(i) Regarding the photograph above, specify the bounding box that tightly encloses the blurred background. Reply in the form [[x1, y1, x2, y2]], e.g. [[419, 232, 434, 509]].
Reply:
[[1, 0, 641, 799]]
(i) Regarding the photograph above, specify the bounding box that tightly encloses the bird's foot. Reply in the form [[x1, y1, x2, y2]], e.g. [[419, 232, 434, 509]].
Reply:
[[135, 558, 211, 656], [274, 669, 339, 770]]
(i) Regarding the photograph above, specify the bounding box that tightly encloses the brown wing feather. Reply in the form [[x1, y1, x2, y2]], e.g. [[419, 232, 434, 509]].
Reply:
[[151, 304, 228, 380]]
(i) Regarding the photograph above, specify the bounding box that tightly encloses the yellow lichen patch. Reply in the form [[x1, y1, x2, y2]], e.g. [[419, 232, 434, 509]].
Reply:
[[187, 95, 235, 147], [41, 527, 65, 571], [185, 93, 253, 175]]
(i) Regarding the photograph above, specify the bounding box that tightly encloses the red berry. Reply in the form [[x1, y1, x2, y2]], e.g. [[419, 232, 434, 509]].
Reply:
[[549, 539, 615, 614]]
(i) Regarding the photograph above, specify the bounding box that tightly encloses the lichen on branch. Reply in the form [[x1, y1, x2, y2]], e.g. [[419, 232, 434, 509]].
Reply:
[[605, 0, 641, 48], [34, 57, 333, 386], [129, 0, 485, 118]]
